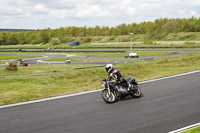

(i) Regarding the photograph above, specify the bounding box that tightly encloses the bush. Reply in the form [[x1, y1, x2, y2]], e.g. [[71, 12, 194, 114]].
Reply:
[[109, 36, 116, 41], [118, 36, 130, 42], [6, 62, 17, 71], [82, 37, 91, 43], [31, 40, 41, 44], [50, 38, 61, 45], [94, 37, 103, 42]]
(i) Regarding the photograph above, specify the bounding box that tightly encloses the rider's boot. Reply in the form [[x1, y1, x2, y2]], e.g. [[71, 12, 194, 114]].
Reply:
[[127, 83, 131, 91]]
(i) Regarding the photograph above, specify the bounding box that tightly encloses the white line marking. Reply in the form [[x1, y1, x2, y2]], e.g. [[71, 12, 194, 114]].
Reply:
[[0, 70, 200, 109], [0, 90, 102, 109], [139, 70, 200, 84], [168, 123, 200, 133]]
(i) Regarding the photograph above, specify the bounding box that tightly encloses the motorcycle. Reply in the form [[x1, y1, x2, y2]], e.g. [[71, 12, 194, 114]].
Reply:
[[101, 77, 142, 103]]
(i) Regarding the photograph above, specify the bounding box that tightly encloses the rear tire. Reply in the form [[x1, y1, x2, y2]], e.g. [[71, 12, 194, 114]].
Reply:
[[101, 89, 117, 103], [131, 85, 142, 98]]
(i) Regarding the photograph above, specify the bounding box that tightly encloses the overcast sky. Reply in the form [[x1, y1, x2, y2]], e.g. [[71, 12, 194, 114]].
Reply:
[[0, 0, 200, 29]]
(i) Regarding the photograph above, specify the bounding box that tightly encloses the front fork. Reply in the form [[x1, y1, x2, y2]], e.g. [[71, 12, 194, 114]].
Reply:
[[106, 81, 111, 96]]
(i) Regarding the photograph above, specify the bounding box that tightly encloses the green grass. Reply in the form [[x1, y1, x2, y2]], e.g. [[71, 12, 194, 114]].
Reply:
[[0, 61, 6, 64], [0, 55, 43, 60], [43, 51, 172, 62], [0, 51, 200, 106], [181, 126, 200, 133], [0, 51, 112, 56], [0, 32, 200, 49], [44, 57, 139, 63], [161, 32, 200, 41], [0, 43, 199, 49], [95, 51, 172, 57]]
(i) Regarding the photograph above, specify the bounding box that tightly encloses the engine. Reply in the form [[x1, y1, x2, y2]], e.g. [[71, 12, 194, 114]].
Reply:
[[116, 85, 127, 93]]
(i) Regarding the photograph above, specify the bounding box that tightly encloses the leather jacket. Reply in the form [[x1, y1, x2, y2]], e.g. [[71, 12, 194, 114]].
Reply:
[[108, 68, 127, 84]]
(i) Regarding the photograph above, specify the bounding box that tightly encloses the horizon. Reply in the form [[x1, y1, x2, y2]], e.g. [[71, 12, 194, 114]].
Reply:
[[1, 16, 200, 31]]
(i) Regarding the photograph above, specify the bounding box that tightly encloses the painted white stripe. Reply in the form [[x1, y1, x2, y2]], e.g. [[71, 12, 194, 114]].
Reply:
[[139, 70, 200, 84], [0, 70, 200, 109], [0, 90, 102, 109], [168, 123, 200, 133]]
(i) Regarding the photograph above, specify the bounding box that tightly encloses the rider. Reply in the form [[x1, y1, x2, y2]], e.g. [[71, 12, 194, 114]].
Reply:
[[105, 64, 131, 91]]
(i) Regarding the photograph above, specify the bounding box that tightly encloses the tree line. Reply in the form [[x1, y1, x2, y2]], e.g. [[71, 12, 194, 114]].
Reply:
[[0, 17, 200, 45]]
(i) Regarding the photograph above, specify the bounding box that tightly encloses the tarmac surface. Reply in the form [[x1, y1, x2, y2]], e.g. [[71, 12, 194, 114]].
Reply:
[[0, 50, 194, 66], [0, 71, 200, 133]]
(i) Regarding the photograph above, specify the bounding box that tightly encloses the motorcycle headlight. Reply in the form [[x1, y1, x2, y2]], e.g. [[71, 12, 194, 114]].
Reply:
[[101, 82, 105, 87]]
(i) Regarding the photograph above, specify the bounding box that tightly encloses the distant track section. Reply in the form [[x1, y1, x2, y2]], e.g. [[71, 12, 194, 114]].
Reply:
[[0, 49, 126, 53], [1, 47, 200, 51]]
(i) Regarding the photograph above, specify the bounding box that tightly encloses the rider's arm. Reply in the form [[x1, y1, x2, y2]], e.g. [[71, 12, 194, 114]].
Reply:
[[113, 69, 121, 80], [113, 69, 119, 74]]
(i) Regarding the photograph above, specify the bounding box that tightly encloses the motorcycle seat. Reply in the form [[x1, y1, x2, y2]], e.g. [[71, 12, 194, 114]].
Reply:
[[126, 76, 135, 84]]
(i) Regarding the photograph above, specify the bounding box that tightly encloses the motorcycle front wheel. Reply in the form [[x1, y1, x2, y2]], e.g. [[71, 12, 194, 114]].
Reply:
[[101, 89, 117, 103]]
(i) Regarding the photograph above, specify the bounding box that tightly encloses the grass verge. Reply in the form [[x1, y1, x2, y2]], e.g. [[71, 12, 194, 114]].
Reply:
[[181, 126, 200, 133], [0, 52, 200, 106], [0, 55, 43, 60], [94, 51, 172, 57], [43, 51, 172, 62], [0, 61, 6, 65]]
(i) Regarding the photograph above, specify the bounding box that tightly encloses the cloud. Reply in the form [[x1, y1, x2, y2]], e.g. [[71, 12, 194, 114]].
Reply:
[[34, 4, 49, 13], [0, 0, 199, 29]]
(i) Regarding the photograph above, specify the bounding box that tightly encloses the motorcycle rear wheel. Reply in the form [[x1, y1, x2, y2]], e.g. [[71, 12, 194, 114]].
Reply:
[[131, 85, 142, 98], [101, 89, 117, 103]]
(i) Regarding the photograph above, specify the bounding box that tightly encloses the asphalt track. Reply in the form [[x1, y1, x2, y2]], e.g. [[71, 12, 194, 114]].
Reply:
[[0, 50, 194, 66], [0, 71, 200, 133]]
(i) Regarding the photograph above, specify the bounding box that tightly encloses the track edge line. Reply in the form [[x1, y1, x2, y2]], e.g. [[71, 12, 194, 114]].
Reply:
[[0, 70, 200, 109]]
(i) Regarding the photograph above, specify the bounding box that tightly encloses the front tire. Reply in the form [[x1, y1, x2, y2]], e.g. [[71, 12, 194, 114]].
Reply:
[[131, 85, 142, 98], [101, 89, 117, 103]]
